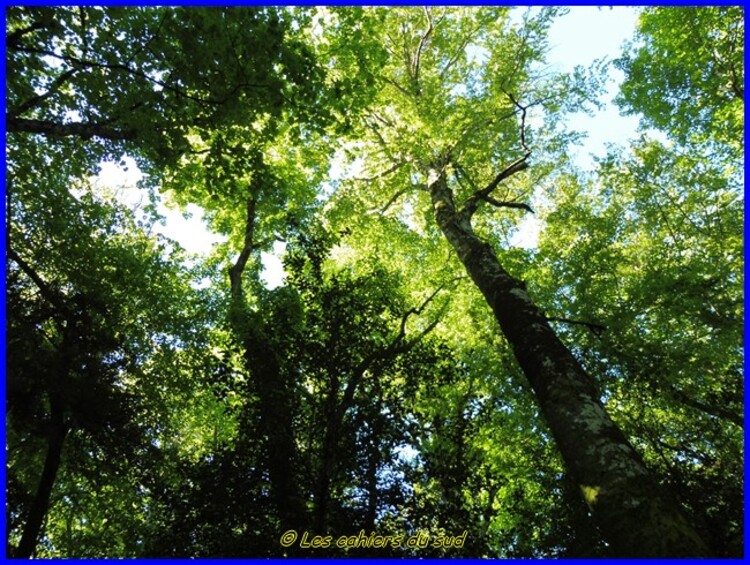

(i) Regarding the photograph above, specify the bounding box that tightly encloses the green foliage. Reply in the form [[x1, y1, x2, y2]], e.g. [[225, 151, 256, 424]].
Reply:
[[531, 9, 743, 553], [532, 142, 743, 555], [615, 7, 743, 156], [5, 5, 743, 558]]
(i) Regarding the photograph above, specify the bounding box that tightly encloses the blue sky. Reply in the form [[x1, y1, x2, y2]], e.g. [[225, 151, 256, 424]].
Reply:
[[546, 6, 643, 169]]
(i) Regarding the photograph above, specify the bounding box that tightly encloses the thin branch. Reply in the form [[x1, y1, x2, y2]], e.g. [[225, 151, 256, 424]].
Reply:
[[352, 160, 405, 183], [546, 316, 607, 337], [376, 186, 417, 214], [453, 161, 479, 192], [480, 195, 534, 214], [339, 280, 454, 417], [439, 22, 484, 79], [412, 7, 434, 88], [124, 11, 169, 68], [482, 157, 530, 197], [379, 75, 412, 98], [369, 111, 395, 128], [9, 68, 79, 117], [446, 107, 519, 160], [365, 121, 401, 164], [506, 91, 531, 153], [397, 281, 450, 340], [11, 45, 266, 107], [403, 20, 416, 76], [501, 12, 534, 91]]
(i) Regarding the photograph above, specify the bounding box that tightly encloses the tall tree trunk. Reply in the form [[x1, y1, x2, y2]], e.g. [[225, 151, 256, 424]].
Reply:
[[14, 398, 68, 558], [228, 198, 307, 541], [242, 332, 308, 535], [428, 167, 710, 557]]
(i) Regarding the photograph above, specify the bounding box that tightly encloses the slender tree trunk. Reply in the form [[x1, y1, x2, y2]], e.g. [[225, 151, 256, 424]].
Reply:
[[314, 383, 343, 534], [228, 199, 307, 542], [14, 399, 68, 558], [428, 167, 710, 557]]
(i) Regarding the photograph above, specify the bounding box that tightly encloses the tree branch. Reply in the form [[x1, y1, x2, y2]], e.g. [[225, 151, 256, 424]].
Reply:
[[7, 247, 70, 317], [439, 22, 484, 79], [353, 160, 405, 183], [412, 7, 434, 88], [228, 198, 257, 301], [7, 116, 137, 141], [379, 75, 412, 98], [9, 68, 79, 118], [376, 186, 417, 214], [546, 316, 607, 337], [396, 281, 450, 341], [459, 94, 533, 218], [506, 91, 531, 153], [11, 45, 265, 107], [6, 21, 47, 48], [460, 157, 530, 217], [480, 195, 534, 214], [338, 280, 453, 418]]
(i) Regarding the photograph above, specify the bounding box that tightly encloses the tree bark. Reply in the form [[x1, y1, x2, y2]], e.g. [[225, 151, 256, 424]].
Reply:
[[227, 200, 307, 542], [242, 330, 308, 536], [6, 115, 136, 141], [14, 398, 68, 558], [428, 166, 710, 557]]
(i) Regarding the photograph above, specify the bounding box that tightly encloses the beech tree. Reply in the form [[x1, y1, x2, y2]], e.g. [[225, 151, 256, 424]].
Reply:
[[321, 7, 716, 555]]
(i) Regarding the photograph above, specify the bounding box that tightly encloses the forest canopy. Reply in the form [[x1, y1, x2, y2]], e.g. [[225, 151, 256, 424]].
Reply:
[[4, 6, 743, 558]]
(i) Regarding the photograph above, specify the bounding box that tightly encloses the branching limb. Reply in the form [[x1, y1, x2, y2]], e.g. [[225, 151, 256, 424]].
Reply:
[[9, 68, 78, 117], [352, 160, 405, 183], [369, 112, 395, 128], [364, 120, 402, 164], [7, 23, 47, 48], [506, 91, 531, 154], [460, 157, 530, 217], [446, 108, 519, 161], [396, 281, 451, 340], [411, 7, 434, 88], [339, 279, 456, 416], [379, 75, 412, 98], [480, 195, 534, 214], [459, 94, 533, 218], [439, 22, 484, 79], [377, 186, 417, 214], [7, 247, 70, 317], [7, 116, 137, 141], [11, 45, 264, 107]]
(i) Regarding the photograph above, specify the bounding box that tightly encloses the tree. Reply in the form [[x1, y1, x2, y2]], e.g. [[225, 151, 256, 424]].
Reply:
[[321, 7, 710, 556], [529, 6, 743, 556], [5, 6, 326, 556], [532, 144, 743, 556], [5, 6, 741, 558], [615, 6, 743, 156], [5, 134, 207, 556]]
